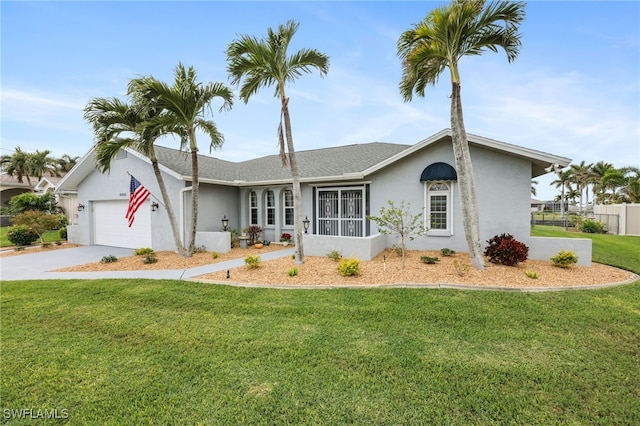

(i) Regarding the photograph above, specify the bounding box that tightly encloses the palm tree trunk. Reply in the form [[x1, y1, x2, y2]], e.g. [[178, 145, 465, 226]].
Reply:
[[188, 131, 199, 257], [281, 97, 305, 264], [450, 82, 485, 270], [149, 146, 186, 257]]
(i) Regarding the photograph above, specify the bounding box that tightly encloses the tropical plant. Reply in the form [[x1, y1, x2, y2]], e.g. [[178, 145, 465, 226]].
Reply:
[[27, 150, 60, 180], [550, 250, 578, 268], [84, 94, 187, 256], [484, 233, 529, 266], [397, 0, 526, 269], [337, 257, 360, 277], [568, 160, 594, 215], [368, 199, 425, 269], [7, 192, 57, 215], [244, 255, 261, 269], [129, 63, 233, 256], [246, 225, 263, 245], [551, 168, 572, 217], [227, 20, 330, 264], [57, 154, 80, 172], [1, 147, 36, 189]]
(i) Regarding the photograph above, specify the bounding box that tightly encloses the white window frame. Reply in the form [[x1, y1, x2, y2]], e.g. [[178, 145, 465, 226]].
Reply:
[[249, 190, 258, 225], [316, 186, 365, 237], [424, 181, 453, 236], [265, 190, 275, 226], [283, 189, 294, 227]]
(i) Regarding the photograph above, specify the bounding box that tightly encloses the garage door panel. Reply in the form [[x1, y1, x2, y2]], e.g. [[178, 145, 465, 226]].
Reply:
[[94, 200, 151, 248]]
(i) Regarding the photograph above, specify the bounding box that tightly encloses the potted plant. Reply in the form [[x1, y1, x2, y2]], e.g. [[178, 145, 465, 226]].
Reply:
[[247, 225, 263, 245], [280, 232, 292, 246]]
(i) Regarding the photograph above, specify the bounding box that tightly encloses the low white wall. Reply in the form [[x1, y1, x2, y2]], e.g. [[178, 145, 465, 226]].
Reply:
[[304, 234, 387, 261], [195, 231, 231, 254], [66, 225, 88, 246], [525, 237, 592, 266]]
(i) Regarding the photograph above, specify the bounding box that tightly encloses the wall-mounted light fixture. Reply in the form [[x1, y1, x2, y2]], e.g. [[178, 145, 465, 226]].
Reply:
[[221, 215, 229, 231], [151, 201, 159, 212], [77, 204, 85, 212], [303, 216, 310, 234]]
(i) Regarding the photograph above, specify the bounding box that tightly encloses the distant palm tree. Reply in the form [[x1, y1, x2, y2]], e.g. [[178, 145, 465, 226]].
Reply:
[[129, 63, 233, 256], [591, 161, 614, 204], [57, 154, 80, 172], [397, 0, 525, 269], [28, 150, 60, 180], [569, 161, 593, 215], [226, 20, 330, 264], [551, 168, 572, 217], [620, 167, 640, 203], [84, 94, 187, 256], [1, 147, 35, 189]]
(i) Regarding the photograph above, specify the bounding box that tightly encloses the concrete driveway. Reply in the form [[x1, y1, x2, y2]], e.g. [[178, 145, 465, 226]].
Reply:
[[0, 245, 296, 281]]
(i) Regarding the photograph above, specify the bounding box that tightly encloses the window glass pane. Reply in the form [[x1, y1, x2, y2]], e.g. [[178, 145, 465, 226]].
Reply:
[[284, 190, 294, 226], [430, 195, 447, 229], [266, 191, 275, 225]]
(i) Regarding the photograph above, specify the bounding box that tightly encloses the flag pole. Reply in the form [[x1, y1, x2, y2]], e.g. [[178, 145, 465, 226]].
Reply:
[[126, 171, 166, 208]]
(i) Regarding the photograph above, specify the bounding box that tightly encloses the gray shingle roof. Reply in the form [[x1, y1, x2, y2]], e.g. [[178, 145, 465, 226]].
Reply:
[[154, 142, 411, 183]]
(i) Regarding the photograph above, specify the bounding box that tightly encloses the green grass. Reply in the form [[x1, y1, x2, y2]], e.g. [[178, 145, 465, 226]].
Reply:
[[1, 227, 639, 424], [0, 226, 63, 247], [531, 225, 640, 274]]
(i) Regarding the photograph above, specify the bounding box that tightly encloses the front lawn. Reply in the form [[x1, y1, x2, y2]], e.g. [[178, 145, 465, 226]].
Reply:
[[2, 226, 638, 424]]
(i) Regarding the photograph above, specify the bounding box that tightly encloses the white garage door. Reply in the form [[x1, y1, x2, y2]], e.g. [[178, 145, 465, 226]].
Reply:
[[93, 200, 151, 249]]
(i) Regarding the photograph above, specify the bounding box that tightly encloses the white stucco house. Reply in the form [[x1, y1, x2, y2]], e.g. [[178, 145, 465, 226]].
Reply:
[[56, 129, 592, 265]]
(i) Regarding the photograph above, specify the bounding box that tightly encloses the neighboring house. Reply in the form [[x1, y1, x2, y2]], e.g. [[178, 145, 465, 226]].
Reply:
[[56, 129, 592, 265], [0, 174, 32, 207]]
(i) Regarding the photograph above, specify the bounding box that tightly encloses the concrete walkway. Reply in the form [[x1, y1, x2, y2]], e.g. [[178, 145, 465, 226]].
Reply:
[[0, 245, 296, 281]]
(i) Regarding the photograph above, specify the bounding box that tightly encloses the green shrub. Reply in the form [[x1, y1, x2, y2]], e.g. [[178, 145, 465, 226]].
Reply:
[[6, 225, 39, 246], [59, 227, 67, 240], [337, 257, 360, 277], [143, 254, 158, 264], [244, 255, 261, 269], [420, 256, 439, 264], [391, 244, 403, 256], [326, 250, 342, 261], [581, 219, 606, 234], [440, 248, 456, 257], [484, 233, 529, 266], [134, 247, 155, 256], [211, 252, 219, 259], [288, 267, 298, 277], [53, 213, 68, 230], [101, 255, 117, 263], [551, 250, 578, 268], [453, 260, 470, 277], [525, 270, 539, 279]]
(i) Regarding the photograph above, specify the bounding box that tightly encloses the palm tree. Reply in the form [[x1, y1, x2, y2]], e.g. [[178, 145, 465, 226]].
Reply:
[[28, 150, 60, 180], [226, 20, 330, 264], [551, 168, 572, 217], [591, 161, 614, 204], [84, 95, 187, 256], [569, 161, 593, 215], [397, 0, 525, 269], [1, 147, 35, 189], [57, 154, 80, 172], [620, 166, 640, 203], [129, 63, 233, 256]]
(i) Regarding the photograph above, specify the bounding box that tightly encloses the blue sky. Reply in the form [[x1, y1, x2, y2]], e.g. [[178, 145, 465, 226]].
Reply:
[[2, 1, 639, 200]]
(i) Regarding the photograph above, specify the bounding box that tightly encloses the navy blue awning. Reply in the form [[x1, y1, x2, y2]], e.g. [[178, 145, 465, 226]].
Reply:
[[420, 162, 457, 182]]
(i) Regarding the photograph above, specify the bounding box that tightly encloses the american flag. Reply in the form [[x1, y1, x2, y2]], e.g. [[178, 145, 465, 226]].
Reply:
[[125, 175, 150, 227]]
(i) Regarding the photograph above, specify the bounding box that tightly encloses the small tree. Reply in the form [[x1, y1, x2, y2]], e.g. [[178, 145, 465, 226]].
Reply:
[[368, 200, 426, 268], [10, 210, 60, 245]]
